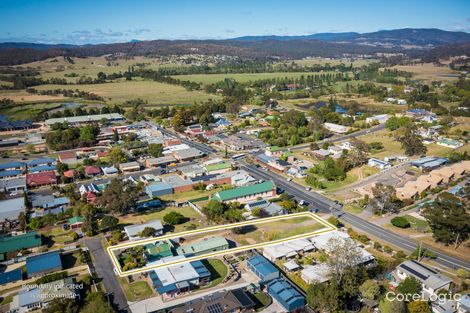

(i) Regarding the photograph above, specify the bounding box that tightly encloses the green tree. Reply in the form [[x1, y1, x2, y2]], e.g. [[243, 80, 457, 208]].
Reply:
[[395, 126, 427, 156], [81, 292, 116, 313], [391, 216, 411, 228], [18, 212, 27, 231], [423, 192, 470, 245], [139, 227, 157, 237], [306, 281, 342, 312], [43, 298, 78, 313], [359, 279, 381, 300], [397, 277, 422, 297], [378, 298, 406, 313], [202, 200, 225, 222], [107, 147, 127, 166], [99, 179, 138, 214], [163, 211, 185, 225], [408, 301, 431, 313], [100, 215, 119, 231], [148, 143, 163, 158]]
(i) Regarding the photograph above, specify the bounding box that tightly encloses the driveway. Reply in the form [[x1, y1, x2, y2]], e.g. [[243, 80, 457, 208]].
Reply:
[[85, 236, 129, 312]]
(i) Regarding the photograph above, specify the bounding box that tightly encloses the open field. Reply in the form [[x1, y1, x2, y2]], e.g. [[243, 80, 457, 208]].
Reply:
[[0, 101, 63, 120], [286, 58, 378, 67], [34, 80, 220, 105], [171, 71, 343, 85], [119, 278, 153, 302], [0, 90, 66, 103], [118, 206, 204, 233], [108, 212, 335, 276], [392, 63, 460, 81]]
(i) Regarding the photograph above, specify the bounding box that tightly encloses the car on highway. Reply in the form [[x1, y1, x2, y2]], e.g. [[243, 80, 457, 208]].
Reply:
[[299, 200, 309, 206], [305, 187, 311, 191], [286, 177, 292, 182]]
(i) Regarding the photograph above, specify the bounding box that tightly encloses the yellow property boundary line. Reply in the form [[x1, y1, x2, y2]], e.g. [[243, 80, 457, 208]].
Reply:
[[107, 212, 336, 277]]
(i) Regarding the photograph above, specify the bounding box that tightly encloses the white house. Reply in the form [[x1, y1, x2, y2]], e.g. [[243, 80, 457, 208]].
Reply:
[[324, 122, 350, 134], [366, 114, 390, 124], [392, 260, 452, 298], [368, 158, 392, 170], [124, 220, 164, 240]]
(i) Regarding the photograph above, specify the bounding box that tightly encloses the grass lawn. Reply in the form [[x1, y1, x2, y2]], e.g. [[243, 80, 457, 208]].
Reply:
[[0, 294, 13, 305], [202, 258, 228, 288], [158, 187, 224, 202], [344, 203, 365, 214], [118, 206, 204, 232], [252, 292, 272, 311], [392, 63, 459, 82], [61, 252, 84, 269], [40, 227, 75, 245], [34, 80, 220, 105], [119, 278, 153, 302], [404, 215, 430, 232]]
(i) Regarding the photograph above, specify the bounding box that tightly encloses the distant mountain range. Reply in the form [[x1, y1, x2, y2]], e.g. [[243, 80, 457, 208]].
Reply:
[[0, 28, 469, 65], [233, 28, 470, 46]]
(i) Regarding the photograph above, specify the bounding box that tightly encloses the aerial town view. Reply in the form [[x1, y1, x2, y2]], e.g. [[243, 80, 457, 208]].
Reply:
[[0, 1, 469, 313]]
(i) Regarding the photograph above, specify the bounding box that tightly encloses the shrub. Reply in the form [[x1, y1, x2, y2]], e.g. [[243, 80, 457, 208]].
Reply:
[[391, 216, 410, 228]]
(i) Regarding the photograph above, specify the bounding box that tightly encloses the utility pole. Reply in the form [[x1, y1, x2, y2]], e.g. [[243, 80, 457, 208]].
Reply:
[[417, 241, 422, 261]]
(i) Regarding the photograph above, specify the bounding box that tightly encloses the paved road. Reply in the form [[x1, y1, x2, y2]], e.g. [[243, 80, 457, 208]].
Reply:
[[290, 123, 386, 151], [85, 236, 129, 313], [240, 162, 470, 271]]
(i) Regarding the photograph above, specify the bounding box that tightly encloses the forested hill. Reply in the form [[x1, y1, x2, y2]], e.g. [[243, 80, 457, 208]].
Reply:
[[0, 28, 469, 66]]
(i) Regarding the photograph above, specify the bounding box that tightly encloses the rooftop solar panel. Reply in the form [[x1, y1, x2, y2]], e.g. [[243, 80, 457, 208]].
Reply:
[[400, 264, 428, 281]]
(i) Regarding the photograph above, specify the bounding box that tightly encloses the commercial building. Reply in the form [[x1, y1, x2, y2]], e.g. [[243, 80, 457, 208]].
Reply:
[[26, 251, 63, 277], [366, 114, 390, 124], [211, 181, 276, 203], [0, 177, 27, 194], [267, 278, 306, 312], [0, 268, 22, 285], [176, 236, 229, 257], [301, 263, 330, 284], [173, 148, 205, 161], [146, 182, 173, 198], [411, 157, 449, 171], [145, 156, 177, 168], [45, 113, 125, 126], [204, 162, 232, 174], [247, 255, 280, 283], [0, 161, 26, 172], [124, 220, 164, 240], [162, 175, 193, 193]]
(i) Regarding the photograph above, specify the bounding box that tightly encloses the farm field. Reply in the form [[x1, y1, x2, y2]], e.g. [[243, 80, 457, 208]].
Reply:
[[392, 63, 460, 81], [33, 80, 220, 105], [171, 71, 343, 85], [0, 89, 66, 103], [285, 58, 378, 67]]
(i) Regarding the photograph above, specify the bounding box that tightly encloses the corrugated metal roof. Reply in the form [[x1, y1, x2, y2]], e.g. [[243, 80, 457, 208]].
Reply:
[[26, 251, 62, 275], [213, 181, 274, 201]]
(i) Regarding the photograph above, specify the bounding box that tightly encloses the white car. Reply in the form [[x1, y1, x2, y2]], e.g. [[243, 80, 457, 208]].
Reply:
[[305, 187, 311, 191], [287, 177, 292, 182]]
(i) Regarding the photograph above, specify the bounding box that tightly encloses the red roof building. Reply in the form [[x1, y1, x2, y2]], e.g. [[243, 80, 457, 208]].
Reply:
[[26, 171, 57, 188], [85, 192, 99, 205], [63, 170, 75, 178], [96, 150, 108, 158], [85, 166, 101, 176]]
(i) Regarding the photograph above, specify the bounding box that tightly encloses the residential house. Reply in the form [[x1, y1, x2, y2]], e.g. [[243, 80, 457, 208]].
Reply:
[[312, 149, 331, 160], [0, 177, 26, 194], [145, 156, 177, 168], [145, 241, 173, 262], [177, 236, 229, 257], [84, 166, 101, 177], [368, 158, 392, 170], [25, 251, 63, 278], [262, 239, 315, 262], [457, 294, 470, 313], [178, 164, 206, 178], [148, 255, 211, 297], [124, 220, 164, 240], [392, 260, 452, 298], [0, 268, 22, 285], [301, 263, 330, 284], [366, 114, 390, 124], [204, 162, 232, 175], [68, 216, 84, 230], [119, 161, 141, 173], [26, 171, 57, 188], [171, 289, 255, 313], [211, 181, 276, 203], [265, 146, 286, 157], [245, 199, 285, 216], [10, 278, 79, 312], [101, 166, 118, 176], [324, 122, 350, 134], [162, 175, 193, 193], [0, 232, 42, 261], [58, 151, 79, 165]]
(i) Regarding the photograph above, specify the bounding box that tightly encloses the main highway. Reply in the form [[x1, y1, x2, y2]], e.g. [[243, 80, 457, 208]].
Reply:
[[241, 162, 470, 271], [151, 122, 470, 271]]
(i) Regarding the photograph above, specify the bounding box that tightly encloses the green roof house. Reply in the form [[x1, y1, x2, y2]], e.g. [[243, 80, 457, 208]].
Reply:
[[211, 180, 276, 203], [0, 232, 42, 260], [266, 146, 286, 157], [68, 216, 84, 230], [145, 241, 173, 261], [176, 236, 229, 257]]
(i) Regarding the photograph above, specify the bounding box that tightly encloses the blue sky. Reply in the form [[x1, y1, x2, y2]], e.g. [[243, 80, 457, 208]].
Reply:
[[1, 0, 469, 44]]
